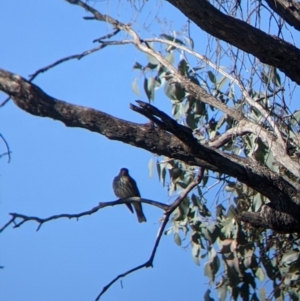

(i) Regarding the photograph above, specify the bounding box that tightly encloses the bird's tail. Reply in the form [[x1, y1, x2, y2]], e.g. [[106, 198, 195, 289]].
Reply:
[[133, 202, 147, 223]]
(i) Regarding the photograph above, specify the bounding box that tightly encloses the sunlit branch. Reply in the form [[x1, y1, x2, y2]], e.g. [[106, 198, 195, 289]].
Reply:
[[144, 37, 284, 145], [208, 119, 272, 148]]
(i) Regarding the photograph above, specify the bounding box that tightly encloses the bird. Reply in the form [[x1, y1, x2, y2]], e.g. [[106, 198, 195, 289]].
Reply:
[[113, 168, 147, 223]]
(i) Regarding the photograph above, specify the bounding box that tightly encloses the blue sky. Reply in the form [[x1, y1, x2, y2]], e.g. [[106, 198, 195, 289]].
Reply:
[[0, 1, 210, 300]]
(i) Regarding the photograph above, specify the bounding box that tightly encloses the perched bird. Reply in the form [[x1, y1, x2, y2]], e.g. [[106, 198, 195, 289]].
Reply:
[[113, 168, 147, 223]]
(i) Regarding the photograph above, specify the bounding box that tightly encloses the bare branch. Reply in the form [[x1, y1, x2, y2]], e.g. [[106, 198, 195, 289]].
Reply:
[[92, 28, 120, 43], [1, 32, 117, 107], [0, 216, 15, 233], [0, 205, 103, 232], [29, 44, 107, 82], [28, 28, 120, 82], [0, 197, 169, 232], [105, 197, 170, 211], [95, 260, 149, 301], [0, 168, 204, 300], [95, 169, 204, 300]]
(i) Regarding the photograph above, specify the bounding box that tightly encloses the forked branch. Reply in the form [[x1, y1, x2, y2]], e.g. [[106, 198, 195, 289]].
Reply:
[[95, 168, 204, 301], [0, 197, 169, 233]]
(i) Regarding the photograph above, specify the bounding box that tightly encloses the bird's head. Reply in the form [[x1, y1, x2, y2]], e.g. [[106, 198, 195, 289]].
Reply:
[[120, 168, 129, 176]]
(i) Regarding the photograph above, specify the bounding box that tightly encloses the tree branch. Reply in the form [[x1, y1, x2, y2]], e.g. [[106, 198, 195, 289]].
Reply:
[[207, 119, 300, 180], [0, 197, 169, 233], [166, 0, 300, 84], [64, 1, 300, 180], [28, 27, 120, 82], [0, 96, 10, 107], [145, 37, 285, 146], [29, 44, 107, 82], [0, 68, 219, 171], [239, 203, 300, 233], [0, 133, 11, 163], [264, 0, 300, 31], [1, 68, 300, 228], [66, 0, 243, 122], [95, 168, 204, 300]]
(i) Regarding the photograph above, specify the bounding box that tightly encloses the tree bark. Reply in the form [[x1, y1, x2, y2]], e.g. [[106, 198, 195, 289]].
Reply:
[[167, 0, 300, 84], [264, 0, 300, 31], [1, 68, 300, 232]]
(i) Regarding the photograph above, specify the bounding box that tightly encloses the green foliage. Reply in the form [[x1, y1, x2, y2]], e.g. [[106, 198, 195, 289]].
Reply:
[[130, 28, 300, 301]]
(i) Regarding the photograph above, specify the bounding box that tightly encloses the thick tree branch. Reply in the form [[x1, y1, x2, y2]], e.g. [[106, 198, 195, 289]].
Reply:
[[130, 100, 300, 206], [0, 69, 217, 171], [264, 0, 300, 31], [64, 1, 300, 180], [239, 203, 300, 233], [166, 0, 300, 84], [1, 68, 300, 230]]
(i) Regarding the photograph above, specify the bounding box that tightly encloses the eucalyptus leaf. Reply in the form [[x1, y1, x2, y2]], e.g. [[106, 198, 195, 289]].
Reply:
[[174, 232, 182, 246]]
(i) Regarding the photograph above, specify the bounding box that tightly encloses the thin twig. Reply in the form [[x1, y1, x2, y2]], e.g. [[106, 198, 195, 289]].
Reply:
[[28, 28, 120, 82], [255, 87, 284, 102], [0, 152, 11, 160], [29, 44, 107, 81], [0, 96, 10, 107], [93, 29, 120, 43], [0, 134, 11, 163], [0, 205, 102, 232]]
